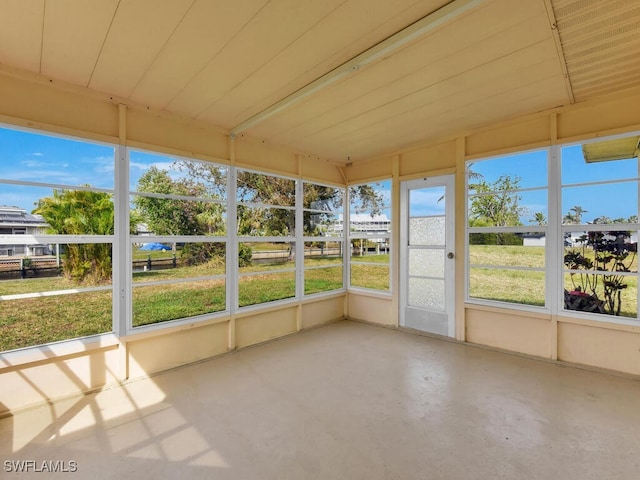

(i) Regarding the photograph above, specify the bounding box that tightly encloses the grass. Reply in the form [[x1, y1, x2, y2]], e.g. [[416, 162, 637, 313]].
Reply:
[[6, 245, 636, 351]]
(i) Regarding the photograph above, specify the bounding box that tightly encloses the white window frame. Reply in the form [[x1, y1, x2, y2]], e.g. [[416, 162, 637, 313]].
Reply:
[[465, 132, 640, 326], [347, 180, 392, 294], [301, 180, 346, 298]]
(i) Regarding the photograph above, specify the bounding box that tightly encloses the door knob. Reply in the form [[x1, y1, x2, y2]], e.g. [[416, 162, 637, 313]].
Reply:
[[447, 252, 454, 259]]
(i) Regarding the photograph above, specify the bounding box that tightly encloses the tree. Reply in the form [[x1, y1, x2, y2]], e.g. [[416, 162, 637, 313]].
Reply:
[[134, 165, 226, 265], [34, 189, 115, 283], [469, 175, 525, 227], [529, 212, 547, 225], [564, 205, 587, 224]]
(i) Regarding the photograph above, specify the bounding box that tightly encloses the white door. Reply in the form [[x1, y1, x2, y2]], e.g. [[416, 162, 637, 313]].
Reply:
[[400, 175, 455, 337]]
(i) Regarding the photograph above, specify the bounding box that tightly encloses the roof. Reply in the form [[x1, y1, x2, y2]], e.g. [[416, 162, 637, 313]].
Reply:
[[0, 0, 638, 163], [0, 206, 48, 227]]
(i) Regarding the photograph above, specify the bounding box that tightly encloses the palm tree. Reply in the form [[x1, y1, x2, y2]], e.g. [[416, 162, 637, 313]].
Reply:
[[34, 188, 115, 283], [529, 212, 547, 225], [569, 205, 587, 224]]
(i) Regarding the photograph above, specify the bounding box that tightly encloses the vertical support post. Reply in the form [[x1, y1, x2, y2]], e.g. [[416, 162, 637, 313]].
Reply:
[[115, 103, 130, 381], [391, 155, 400, 327], [548, 112, 560, 360], [344, 174, 350, 319], [455, 137, 466, 342], [227, 135, 237, 351], [295, 155, 304, 331]]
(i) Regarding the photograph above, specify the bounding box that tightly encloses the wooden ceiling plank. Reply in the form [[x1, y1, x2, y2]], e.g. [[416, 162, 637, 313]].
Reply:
[[274, 37, 562, 147], [166, 0, 345, 121], [130, 0, 269, 109], [198, 0, 450, 127], [248, 0, 547, 141], [288, 56, 565, 158], [88, 0, 194, 99], [0, 0, 44, 73], [41, 0, 119, 86]]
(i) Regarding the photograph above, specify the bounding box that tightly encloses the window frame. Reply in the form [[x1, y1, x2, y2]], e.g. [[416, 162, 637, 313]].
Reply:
[[347, 180, 392, 294], [465, 133, 640, 326]]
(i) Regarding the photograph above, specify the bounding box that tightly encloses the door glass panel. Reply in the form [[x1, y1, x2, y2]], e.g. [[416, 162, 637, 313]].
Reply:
[[408, 277, 445, 311], [409, 216, 445, 246], [408, 249, 444, 278]]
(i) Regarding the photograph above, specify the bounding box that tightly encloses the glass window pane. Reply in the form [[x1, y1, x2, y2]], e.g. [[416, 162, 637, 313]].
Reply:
[[237, 171, 295, 206], [408, 277, 444, 310], [0, 127, 115, 189], [469, 268, 545, 306], [132, 242, 225, 282], [349, 181, 390, 216], [469, 150, 548, 193], [0, 243, 112, 293], [409, 249, 444, 277], [303, 211, 343, 236], [469, 233, 545, 268], [0, 187, 116, 236], [239, 242, 294, 273], [409, 216, 445, 246], [350, 263, 389, 291], [409, 187, 445, 216], [305, 266, 343, 294], [562, 183, 637, 225], [563, 273, 637, 318], [562, 143, 637, 186], [239, 271, 295, 307], [304, 241, 343, 267], [468, 189, 547, 227], [133, 279, 226, 327], [0, 291, 112, 351], [132, 194, 226, 236], [130, 151, 227, 199], [303, 183, 343, 211], [237, 206, 294, 236], [564, 230, 637, 273]]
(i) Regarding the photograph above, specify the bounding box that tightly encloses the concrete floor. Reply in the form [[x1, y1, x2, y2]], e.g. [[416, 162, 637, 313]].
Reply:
[[1, 320, 640, 479]]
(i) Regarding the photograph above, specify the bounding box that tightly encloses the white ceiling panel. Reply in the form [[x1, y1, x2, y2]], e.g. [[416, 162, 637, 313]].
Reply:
[[130, 0, 269, 108], [41, 0, 119, 86], [166, 0, 346, 121], [0, 0, 44, 73], [197, 0, 450, 127], [0, 0, 637, 163], [88, 0, 195, 98]]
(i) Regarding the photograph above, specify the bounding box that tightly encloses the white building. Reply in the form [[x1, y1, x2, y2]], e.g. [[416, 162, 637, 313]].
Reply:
[[0, 206, 51, 256]]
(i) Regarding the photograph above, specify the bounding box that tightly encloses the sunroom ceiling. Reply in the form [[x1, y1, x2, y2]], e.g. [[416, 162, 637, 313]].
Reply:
[[0, 0, 638, 163]]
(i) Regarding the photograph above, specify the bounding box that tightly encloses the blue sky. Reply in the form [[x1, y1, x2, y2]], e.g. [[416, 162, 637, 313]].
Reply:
[[472, 147, 638, 224], [0, 126, 637, 223]]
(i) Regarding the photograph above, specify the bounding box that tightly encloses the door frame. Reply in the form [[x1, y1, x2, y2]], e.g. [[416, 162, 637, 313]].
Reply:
[[399, 174, 456, 337]]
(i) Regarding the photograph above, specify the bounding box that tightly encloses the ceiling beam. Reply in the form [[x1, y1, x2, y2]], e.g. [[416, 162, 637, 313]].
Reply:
[[229, 0, 487, 138], [543, 0, 575, 104]]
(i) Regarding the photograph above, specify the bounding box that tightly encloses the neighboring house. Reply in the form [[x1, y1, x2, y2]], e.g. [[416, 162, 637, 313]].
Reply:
[[331, 213, 391, 241], [0, 206, 52, 256], [522, 231, 638, 248], [521, 233, 546, 247]]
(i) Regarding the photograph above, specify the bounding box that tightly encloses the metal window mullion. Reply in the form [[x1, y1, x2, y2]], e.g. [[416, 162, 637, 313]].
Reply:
[[114, 144, 130, 336], [131, 190, 226, 204], [295, 179, 304, 299], [561, 177, 639, 189], [228, 167, 238, 313], [0, 178, 114, 194], [547, 145, 560, 314], [345, 188, 351, 289], [237, 200, 296, 211]]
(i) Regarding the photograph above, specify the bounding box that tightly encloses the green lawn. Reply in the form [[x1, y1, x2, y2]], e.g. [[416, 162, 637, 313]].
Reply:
[[4, 244, 636, 351]]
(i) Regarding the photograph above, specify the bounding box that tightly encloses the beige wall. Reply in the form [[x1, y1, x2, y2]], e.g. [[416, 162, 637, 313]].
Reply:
[[348, 86, 640, 378], [2, 74, 640, 415]]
